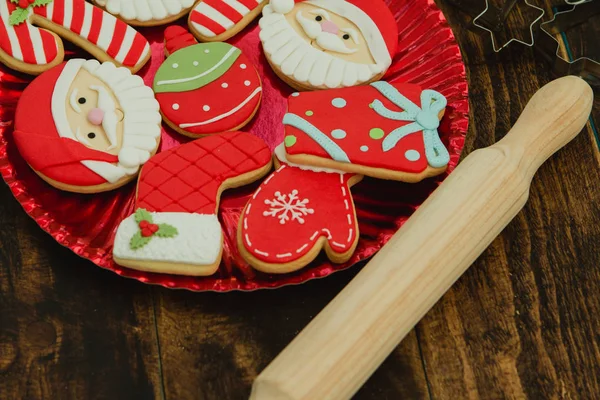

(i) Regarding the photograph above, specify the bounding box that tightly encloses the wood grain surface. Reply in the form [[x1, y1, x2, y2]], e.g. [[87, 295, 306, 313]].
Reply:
[[1, 1, 599, 399]]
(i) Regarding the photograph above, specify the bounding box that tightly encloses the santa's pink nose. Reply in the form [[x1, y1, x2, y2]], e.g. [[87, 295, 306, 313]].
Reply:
[[88, 108, 104, 125], [321, 20, 339, 34]]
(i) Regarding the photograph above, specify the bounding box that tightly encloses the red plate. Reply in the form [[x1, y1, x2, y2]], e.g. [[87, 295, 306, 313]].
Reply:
[[0, 0, 468, 292]]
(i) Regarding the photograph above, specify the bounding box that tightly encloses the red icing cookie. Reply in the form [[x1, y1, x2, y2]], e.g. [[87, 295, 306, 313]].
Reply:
[[154, 29, 262, 138], [14, 59, 161, 193], [283, 81, 450, 182], [238, 146, 362, 274], [113, 132, 273, 277], [0, 0, 150, 75]]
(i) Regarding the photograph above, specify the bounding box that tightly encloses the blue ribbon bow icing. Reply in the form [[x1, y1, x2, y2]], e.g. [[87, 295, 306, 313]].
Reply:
[[370, 81, 450, 168]]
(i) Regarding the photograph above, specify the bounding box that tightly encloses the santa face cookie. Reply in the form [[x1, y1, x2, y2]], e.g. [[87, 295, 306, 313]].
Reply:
[[238, 145, 362, 274], [259, 0, 398, 90], [14, 59, 161, 193], [92, 0, 195, 26], [283, 81, 450, 182], [0, 0, 151, 75], [153, 40, 262, 138], [113, 132, 273, 277], [189, 0, 267, 42]]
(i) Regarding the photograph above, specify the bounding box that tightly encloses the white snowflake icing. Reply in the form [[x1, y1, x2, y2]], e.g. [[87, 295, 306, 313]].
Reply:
[[263, 190, 314, 225]]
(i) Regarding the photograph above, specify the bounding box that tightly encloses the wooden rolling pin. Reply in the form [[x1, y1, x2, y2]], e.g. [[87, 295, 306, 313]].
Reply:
[[251, 76, 594, 400]]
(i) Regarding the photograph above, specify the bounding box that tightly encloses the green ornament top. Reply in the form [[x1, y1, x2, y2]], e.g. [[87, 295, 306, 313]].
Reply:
[[153, 42, 241, 94]]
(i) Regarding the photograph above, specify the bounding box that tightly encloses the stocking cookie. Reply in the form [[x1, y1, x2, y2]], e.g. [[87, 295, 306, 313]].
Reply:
[[238, 145, 362, 274], [113, 131, 273, 276], [189, 0, 267, 42], [259, 0, 398, 90], [0, 0, 151, 75], [283, 81, 450, 182], [13, 59, 161, 193], [92, 0, 195, 26], [154, 28, 262, 138]]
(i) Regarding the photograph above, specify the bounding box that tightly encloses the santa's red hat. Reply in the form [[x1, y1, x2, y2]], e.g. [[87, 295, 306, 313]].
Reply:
[[268, 0, 398, 68]]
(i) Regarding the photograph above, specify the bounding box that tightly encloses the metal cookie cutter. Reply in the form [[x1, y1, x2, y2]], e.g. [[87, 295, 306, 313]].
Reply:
[[472, 0, 545, 52], [535, 0, 600, 89]]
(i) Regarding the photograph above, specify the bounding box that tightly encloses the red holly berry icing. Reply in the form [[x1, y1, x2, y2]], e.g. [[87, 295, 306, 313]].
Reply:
[[130, 209, 178, 250]]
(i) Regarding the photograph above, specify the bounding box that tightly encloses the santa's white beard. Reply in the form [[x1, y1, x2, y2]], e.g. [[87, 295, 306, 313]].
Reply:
[[80, 60, 161, 183], [259, 8, 384, 88]]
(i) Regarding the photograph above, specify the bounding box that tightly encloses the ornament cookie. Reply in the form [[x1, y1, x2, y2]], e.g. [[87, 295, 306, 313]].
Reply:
[[283, 82, 450, 182], [238, 145, 362, 274], [154, 28, 262, 138], [0, 0, 151, 75], [92, 0, 195, 26], [113, 132, 273, 276], [259, 0, 398, 90], [189, 0, 267, 42], [13, 59, 161, 193]]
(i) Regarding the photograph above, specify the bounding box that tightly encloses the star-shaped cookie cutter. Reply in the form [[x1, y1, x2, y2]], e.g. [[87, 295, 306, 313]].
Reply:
[[535, 0, 600, 88], [472, 0, 545, 52]]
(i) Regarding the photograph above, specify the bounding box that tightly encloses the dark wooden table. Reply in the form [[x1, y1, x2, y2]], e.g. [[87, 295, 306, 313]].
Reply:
[[2, 1, 600, 399]]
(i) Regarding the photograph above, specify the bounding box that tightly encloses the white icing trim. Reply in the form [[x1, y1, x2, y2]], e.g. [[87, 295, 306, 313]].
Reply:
[[274, 144, 346, 174], [113, 212, 222, 266], [155, 47, 239, 86], [179, 87, 262, 128]]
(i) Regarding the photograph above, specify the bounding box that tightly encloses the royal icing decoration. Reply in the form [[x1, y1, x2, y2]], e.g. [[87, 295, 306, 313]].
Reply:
[[129, 209, 178, 250], [0, 0, 150, 72], [283, 82, 450, 179], [259, 0, 398, 89], [189, 0, 265, 40], [154, 31, 262, 136], [93, 0, 195, 23], [14, 59, 160, 189], [113, 132, 272, 276], [239, 145, 359, 273]]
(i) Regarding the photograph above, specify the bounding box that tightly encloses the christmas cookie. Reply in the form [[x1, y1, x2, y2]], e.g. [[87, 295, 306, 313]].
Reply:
[[0, 0, 151, 75], [259, 0, 398, 91], [13, 59, 161, 193], [154, 30, 262, 138], [283, 81, 450, 182], [113, 131, 273, 276], [238, 144, 362, 274], [189, 0, 267, 42], [92, 0, 195, 27]]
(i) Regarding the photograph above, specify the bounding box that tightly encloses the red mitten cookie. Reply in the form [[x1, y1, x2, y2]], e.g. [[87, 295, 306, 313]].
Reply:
[[0, 0, 151, 75], [113, 132, 273, 276], [14, 59, 161, 193], [283, 81, 449, 182], [153, 30, 262, 138], [238, 145, 362, 274], [189, 0, 267, 42]]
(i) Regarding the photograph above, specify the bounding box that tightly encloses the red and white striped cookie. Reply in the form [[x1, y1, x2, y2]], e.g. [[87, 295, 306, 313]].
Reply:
[[0, 0, 150, 75], [188, 0, 266, 42]]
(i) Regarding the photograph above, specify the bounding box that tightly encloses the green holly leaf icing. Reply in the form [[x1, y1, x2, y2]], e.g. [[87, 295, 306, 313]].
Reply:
[[9, 7, 29, 26], [9, 0, 20, 4], [130, 231, 152, 250], [33, 0, 53, 6], [155, 224, 178, 238], [134, 208, 153, 224], [153, 43, 241, 94]]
